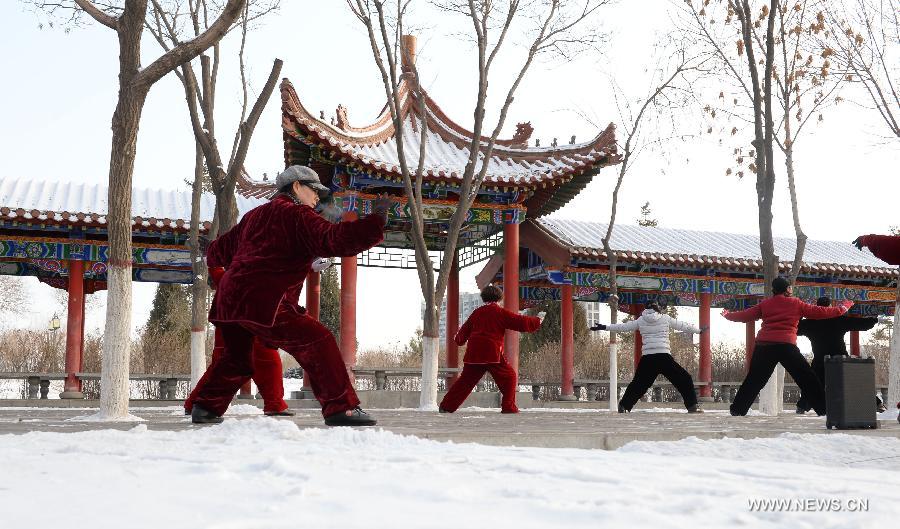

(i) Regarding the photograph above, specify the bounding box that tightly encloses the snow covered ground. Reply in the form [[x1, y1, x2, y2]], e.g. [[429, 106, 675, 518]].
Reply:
[[1, 409, 898, 529]]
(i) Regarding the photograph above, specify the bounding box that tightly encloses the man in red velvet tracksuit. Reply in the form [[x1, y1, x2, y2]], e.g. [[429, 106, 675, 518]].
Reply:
[[723, 277, 854, 416], [190, 165, 389, 426], [439, 285, 544, 414], [183, 267, 294, 417]]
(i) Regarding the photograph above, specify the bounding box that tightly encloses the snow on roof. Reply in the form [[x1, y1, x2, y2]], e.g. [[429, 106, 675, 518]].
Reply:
[[0, 177, 266, 230], [281, 78, 619, 186], [537, 217, 897, 277]]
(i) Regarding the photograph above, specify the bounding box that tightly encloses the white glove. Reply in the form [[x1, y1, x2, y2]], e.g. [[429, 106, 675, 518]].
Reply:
[[311, 257, 332, 273], [537, 311, 547, 322]]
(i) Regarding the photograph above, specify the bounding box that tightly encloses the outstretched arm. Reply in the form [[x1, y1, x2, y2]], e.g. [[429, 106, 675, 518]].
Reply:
[[502, 309, 542, 333], [800, 300, 852, 320], [855, 234, 900, 265], [722, 304, 762, 323], [294, 206, 385, 258], [605, 319, 641, 333], [668, 317, 702, 334], [841, 316, 879, 332]]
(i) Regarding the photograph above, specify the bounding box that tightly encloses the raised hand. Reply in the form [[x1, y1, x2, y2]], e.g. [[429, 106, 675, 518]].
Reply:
[[590, 323, 607, 331], [839, 299, 854, 312], [537, 311, 547, 323], [372, 193, 392, 225], [852, 237, 864, 250], [311, 257, 332, 273]]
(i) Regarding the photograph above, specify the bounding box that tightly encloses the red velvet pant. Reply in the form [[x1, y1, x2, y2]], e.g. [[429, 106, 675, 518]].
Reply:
[[185, 328, 288, 414], [191, 304, 358, 418], [439, 356, 519, 413]]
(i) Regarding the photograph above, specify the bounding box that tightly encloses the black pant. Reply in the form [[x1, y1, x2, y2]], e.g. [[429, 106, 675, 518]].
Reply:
[[620, 354, 698, 411], [731, 343, 825, 416], [796, 353, 885, 412]]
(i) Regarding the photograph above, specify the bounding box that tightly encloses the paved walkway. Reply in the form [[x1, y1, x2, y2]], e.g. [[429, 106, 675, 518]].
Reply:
[[1, 401, 898, 449]]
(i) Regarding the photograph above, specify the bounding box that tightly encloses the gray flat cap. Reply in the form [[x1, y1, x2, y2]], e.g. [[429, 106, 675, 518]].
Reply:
[[272, 165, 330, 198]]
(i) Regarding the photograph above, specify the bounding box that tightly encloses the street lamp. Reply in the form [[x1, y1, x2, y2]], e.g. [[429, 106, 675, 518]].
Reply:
[[49, 314, 61, 332]]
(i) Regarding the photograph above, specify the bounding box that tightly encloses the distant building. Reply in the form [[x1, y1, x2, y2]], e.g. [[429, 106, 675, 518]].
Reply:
[[422, 293, 484, 342]]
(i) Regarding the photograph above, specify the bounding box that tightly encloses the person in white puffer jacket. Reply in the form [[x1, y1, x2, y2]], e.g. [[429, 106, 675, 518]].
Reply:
[[591, 300, 708, 414]]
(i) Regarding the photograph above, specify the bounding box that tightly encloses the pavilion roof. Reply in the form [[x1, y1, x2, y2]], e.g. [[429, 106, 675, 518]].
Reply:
[[0, 177, 265, 232], [269, 76, 620, 217], [535, 217, 898, 279]]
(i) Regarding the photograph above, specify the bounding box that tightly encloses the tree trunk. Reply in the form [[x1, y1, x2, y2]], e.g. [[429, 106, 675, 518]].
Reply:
[[889, 282, 900, 407], [189, 142, 209, 389], [99, 84, 148, 420], [419, 297, 440, 410]]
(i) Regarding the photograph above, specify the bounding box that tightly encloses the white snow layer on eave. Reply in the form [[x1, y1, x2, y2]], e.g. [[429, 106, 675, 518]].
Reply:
[[539, 217, 892, 268], [0, 177, 265, 224]]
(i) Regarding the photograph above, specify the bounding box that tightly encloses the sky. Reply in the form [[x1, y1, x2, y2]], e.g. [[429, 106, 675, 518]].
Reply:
[[0, 1, 897, 350]]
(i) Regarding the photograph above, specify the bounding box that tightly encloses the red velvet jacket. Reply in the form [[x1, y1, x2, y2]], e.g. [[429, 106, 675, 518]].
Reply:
[[455, 302, 541, 364], [857, 234, 900, 265], [206, 195, 384, 326], [723, 294, 851, 344]]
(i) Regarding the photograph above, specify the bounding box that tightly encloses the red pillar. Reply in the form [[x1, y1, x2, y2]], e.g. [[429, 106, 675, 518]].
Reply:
[[503, 223, 520, 373], [745, 320, 756, 372], [340, 214, 358, 381], [60, 259, 85, 399], [698, 292, 712, 399], [850, 330, 861, 357], [560, 283, 575, 400], [239, 380, 252, 398], [306, 272, 321, 321], [446, 255, 460, 384]]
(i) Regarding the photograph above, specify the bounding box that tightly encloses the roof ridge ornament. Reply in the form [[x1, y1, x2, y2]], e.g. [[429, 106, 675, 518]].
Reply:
[[511, 122, 533, 148]]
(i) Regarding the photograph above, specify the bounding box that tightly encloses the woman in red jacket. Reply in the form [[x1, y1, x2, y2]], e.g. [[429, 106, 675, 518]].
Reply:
[[723, 277, 853, 416], [439, 285, 544, 414]]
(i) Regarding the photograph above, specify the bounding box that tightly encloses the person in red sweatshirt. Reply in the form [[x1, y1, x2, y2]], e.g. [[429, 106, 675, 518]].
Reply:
[[439, 285, 544, 414], [183, 266, 295, 417], [853, 234, 900, 265], [190, 165, 389, 426], [723, 277, 853, 416]]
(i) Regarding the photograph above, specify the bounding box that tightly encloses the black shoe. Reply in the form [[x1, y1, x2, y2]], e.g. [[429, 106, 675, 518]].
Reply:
[[876, 403, 887, 414], [687, 404, 704, 413], [324, 406, 377, 426], [617, 403, 628, 414], [191, 405, 223, 424], [438, 407, 451, 414], [265, 409, 296, 417], [184, 409, 191, 416], [795, 405, 808, 415]]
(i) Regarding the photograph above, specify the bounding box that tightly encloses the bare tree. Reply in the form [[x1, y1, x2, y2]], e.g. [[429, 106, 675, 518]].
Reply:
[[826, 0, 899, 139], [144, 0, 281, 388], [31, 0, 247, 419], [592, 46, 709, 411], [679, 0, 846, 413], [0, 276, 28, 316], [348, 0, 608, 408]]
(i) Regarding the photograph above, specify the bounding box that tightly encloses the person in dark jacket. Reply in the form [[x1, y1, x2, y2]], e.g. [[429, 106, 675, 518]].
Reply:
[[439, 285, 544, 414], [723, 277, 854, 416], [795, 296, 882, 413], [190, 165, 389, 426]]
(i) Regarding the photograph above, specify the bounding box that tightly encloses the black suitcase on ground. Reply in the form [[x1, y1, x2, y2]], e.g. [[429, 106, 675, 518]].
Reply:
[[824, 356, 877, 429]]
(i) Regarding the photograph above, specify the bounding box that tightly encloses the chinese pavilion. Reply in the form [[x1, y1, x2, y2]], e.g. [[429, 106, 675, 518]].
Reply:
[[476, 217, 898, 400], [233, 35, 621, 375], [0, 177, 263, 398]]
